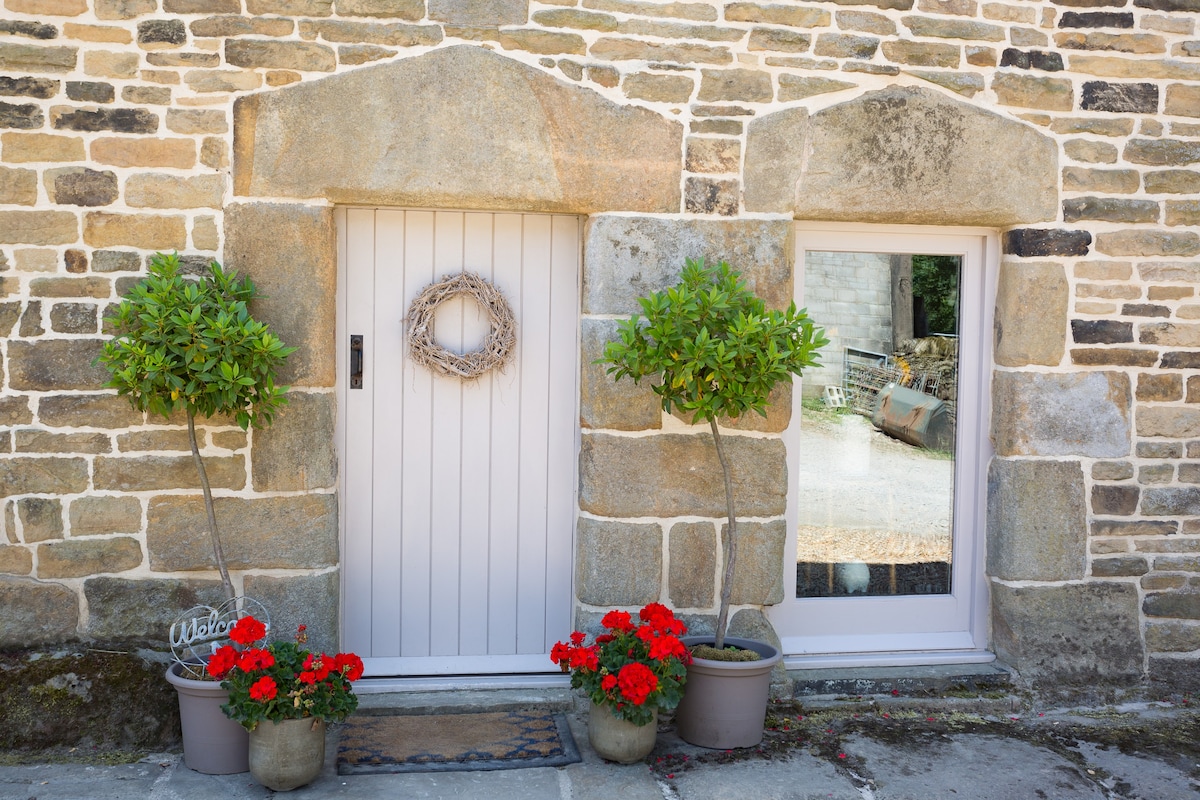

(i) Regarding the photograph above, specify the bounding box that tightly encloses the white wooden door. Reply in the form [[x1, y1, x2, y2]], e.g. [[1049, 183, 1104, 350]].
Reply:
[[339, 209, 580, 677]]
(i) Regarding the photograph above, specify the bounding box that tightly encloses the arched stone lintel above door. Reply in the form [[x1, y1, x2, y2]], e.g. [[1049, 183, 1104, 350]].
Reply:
[[744, 86, 1059, 228], [231, 44, 683, 214]]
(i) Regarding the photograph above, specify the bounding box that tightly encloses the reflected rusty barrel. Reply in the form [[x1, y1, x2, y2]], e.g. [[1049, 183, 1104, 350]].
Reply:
[[871, 382, 954, 451]]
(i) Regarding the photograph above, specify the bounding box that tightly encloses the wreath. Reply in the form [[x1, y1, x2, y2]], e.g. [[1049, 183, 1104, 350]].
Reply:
[[405, 272, 516, 379]]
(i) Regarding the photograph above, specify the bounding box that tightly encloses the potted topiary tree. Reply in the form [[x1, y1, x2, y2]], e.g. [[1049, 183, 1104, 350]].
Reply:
[[97, 251, 295, 773], [600, 258, 827, 749]]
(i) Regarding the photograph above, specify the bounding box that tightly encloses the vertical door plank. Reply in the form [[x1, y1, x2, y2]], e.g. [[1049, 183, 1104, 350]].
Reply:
[[515, 213, 553, 654], [458, 212, 497, 655], [543, 214, 580, 649], [429, 212, 466, 657], [342, 208, 375, 655], [486, 214, 525, 655], [399, 211, 436, 657], [370, 209, 407, 657]]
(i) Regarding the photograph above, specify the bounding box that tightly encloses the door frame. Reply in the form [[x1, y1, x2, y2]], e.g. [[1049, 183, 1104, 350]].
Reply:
[[769, 222, 999, 668], [333, 206, 583, 679]]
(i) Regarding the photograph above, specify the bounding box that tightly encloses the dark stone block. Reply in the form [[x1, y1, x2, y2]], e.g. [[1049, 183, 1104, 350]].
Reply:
[[84, 577, 226, 642], [63, 249, 86, 273], [1071, 348, 1159, 367], [1143, 486, 1200, 515], [1059, 11, 1134, 26], [685, 176, 739, 216], [0, 101, 42, 129], [66, 81, 114, 103], [137, 19, 187, 45], [1144, 591, 1200, 619], [49, 168, 118, 207], [1123, 303, 1171, 317], [1063, 196, 1158, 223], [1134, 0, 1200, 9], [0, 21, 58, 40], [1092, 483, 1140, 515], [0, 76, 58, 98], [49, 303, 98, 334], [1163, 351, 1200, 369], [1004, 228, 1092, 257], [1092, 556, 1148, 577], [1081, 81, 1158, 113], [999, 49, 1064, 70], [52, 107, 158, 134], [1071, 319, 1133, 344]]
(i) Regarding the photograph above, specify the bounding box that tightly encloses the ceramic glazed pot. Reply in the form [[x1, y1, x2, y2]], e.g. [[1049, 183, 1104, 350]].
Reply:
[[249, 717, 326, 792], [587, 701, 657, 764], [165, 662, 249, 774], [672, 636, 782, 750]]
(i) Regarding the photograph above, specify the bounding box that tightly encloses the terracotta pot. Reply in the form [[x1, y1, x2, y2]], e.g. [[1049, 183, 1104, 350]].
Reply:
[[249, 717, 326, 792], [587, 701, 657, 764], [165, 662, 249, 774], [672, 636, 782, 750]]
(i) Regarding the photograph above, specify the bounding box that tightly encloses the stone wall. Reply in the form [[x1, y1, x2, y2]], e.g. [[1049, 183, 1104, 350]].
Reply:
[[0, 0, 1198, 691]]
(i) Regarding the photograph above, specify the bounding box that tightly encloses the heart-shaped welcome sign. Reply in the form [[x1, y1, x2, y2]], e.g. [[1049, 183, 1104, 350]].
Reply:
[[169, 597, 271, 669]]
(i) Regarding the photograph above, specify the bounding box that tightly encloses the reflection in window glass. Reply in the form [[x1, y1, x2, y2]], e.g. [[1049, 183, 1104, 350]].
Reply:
[[797, 252, 960, 598]]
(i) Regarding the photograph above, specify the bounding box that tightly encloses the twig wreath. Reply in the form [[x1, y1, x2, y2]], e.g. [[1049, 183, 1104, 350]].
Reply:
[[405, 272, 516, 379]]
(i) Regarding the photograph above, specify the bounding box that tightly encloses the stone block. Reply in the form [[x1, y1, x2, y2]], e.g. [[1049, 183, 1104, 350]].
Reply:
[[758, 87, 1058, 225], [994, 260, 1068, 366], [0, 397, 32, 427], [70, 496, 142, 536], [1070, 348, 1158, 367], [1145, 170, 1200, 194], [999, 49, 1064, 70], [622, 73, 694, 103], [726, 520, 786, 605], [38, 394, 144, 428], [138, 19, 186, 45], [582, 217, 791, 315], [243, 571, 340, 656], [38, 536, 142, 579], [776, 76, 855, 102], [125, 174, 224, 209], [64, 250, 88, 273], [165, 109, 227, 136], [882, 40, 960, 66], [1061, 11, 1133, 26], [233, 46, 681, 213], [1138, 407, 1200, 439], [83, 51, 139, 79], [31, 277, 110, 298], [0, 100, 42, 129], [987, 458, 1086, 581], [1141, 322, 1200, 347], [0, 211, 78, 245], [0, 167, 37, 205], [991, 371, 1131, 457], [1063, 197, 1159, 223], [1138, 373, 1183, 401], [296, 20, 442, 47], [837, 10, 897, 33], [49, 302, 98, 334], [0, 44, 77, 73], [51, 106, 157, 134], [1124, 138, 1200, 166], [1091, 484, 1139, 515], [251, 392, 336, 492], [1139, 464, 1174, 484], [45, 167, 118, 208], [84, 577, 226, 641], [117, 429, 192, 452], [1071, 319, 1132, 344], [1166, 85, 1200, 118], [83, 212, 187, 250], [1138, 441, 1181, 458], [1144, 591, 1200, 619], [580, 318, 662, 431], [992, 73, 1073, 110], [669, 521, 716, 608], [147, 493, 338, 570], [1167, 201, 1200, 226], [1062, 167, 1139, 193], [223, 203, 335, 388], [814, 33, 879, 59], [991, 582, 1142, 687], [1095, 520, 1177, 536], [1004, 229, 1092, 257], [1096, 230, 1200, 257], [19, 498, 64, 543], [66, 82, 115, 104], [0, 576, 79, 646], [1081, 81, 1159, 113], [2, 132, 84, 163], [685, 177, 739, 216], [726, 3, 830, 25], [429, 0, 528, 25], [189, 15, 294, 37], [0, 546, 32, 575], [1067, 139, 1118, 164], [94, 455, 245, 492], [579, 433, 787, 518], [575, 517, 662, 607], [1146, 621, 1200, 652], [1091, 556, 1148, 577], [1143, 487, 1200, 516], [697, 68, 772, 102], [1163, 351, 1200, 369], [91, 137, 196, 169], [226, 40, 336, 72], [498, 30, 585, 55], [748, 28, 812, 53], [15, 429, 109, 454], [7, 340, 108, 391]]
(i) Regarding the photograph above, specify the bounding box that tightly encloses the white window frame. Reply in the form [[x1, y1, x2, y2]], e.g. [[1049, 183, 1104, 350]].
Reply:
[[768, 223, 998, 668]]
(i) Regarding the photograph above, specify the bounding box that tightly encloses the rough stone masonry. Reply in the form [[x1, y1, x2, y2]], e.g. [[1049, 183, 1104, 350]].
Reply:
[[0, 0, 1199, 692]]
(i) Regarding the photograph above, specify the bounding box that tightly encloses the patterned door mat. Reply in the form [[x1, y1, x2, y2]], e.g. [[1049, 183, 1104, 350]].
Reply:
[[337, 710, 582, 774]]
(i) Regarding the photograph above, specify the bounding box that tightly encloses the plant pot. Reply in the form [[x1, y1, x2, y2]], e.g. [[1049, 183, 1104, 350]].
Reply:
[[165, 662, 249, 774], [672, 636, 782, 750], [587, 701, 657, 764], [249, 718, 326, 792]]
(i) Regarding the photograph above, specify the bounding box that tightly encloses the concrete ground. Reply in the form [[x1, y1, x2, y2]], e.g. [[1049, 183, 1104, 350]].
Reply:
[[4, 689, 1200, 800]]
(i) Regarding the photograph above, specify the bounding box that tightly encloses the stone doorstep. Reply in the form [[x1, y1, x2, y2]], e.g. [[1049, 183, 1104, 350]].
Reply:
[[790, 662, 1015, 701], [353, 685, 578, 716]]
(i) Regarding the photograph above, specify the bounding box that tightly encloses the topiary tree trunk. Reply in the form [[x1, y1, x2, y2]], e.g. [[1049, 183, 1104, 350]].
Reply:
[[601, 259, 828, 650]]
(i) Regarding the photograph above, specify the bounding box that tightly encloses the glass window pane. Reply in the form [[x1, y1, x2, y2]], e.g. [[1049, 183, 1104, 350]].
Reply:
[[797, 252, 960, 598]]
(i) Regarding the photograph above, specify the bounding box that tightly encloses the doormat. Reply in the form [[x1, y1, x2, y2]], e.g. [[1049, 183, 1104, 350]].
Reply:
[[336, 710, 581, 774]]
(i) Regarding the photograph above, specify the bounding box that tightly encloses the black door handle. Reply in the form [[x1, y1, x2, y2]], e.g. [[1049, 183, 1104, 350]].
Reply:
[[350, 335, 363, 389]]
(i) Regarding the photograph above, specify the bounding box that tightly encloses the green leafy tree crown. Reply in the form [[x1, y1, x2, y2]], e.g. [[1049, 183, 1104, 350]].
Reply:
[[98, 252, 296, 430], [602, 258, 828, 423], [600, 258, 828, 650]]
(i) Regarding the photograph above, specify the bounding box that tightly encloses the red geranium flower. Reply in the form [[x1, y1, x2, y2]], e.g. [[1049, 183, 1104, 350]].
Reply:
[[237, 647, 275, 672], [333, 652, 365, 681], [601, 674, 618, 692], [616, 662, 658, 706], [206, 645, 238, 680], [229, 616, 267, 646], [601, 610, 634, 633], [248, 675, 277, 701]]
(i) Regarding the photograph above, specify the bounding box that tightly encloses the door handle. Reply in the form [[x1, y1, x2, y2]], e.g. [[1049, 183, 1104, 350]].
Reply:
[[350, 335, 363, 389]]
